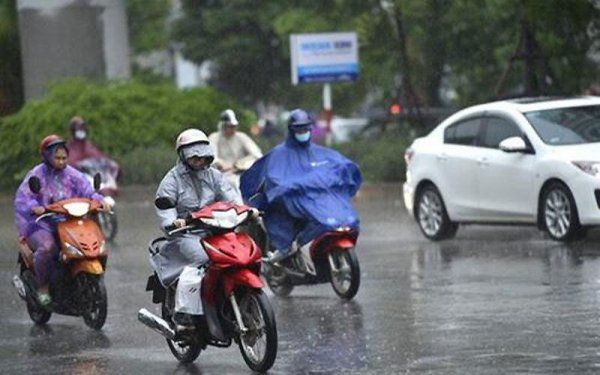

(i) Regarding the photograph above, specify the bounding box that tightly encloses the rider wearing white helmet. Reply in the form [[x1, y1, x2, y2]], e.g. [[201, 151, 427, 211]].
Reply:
[[208, 110, 263, 183], [152, 128, 242, 331]]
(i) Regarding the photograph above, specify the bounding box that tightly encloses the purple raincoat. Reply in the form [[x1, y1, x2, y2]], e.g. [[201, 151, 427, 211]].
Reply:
[[14, 163, 104, 238]]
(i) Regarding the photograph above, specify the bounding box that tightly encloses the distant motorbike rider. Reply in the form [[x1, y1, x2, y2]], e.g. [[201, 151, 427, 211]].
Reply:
[[66, 116, 106, 166], [152, 128, 242, 329], [240, 109, 362, 264], [14, 135, 111, 306], [208, 109, 263, 183]]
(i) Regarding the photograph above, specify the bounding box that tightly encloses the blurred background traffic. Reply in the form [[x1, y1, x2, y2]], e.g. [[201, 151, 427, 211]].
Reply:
[[0, 0, 598, 189]]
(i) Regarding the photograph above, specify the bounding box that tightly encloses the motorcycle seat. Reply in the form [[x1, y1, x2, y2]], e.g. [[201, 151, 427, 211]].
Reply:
[[148, 237, 167, 256]]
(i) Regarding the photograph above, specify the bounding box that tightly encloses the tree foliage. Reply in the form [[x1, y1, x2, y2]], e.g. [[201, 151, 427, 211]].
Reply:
[[173, 0, 599, 111], [0, 79, 255, 188], [125, 0, 172, 53]]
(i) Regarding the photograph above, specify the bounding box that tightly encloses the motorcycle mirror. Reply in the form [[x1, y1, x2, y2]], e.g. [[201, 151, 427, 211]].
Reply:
[[155, 197, 176, 210], [93, 173, 102, 191], [28, 177, 41, 194]]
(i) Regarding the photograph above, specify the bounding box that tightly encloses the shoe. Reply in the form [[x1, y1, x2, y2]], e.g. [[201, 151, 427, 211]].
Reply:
[[37, 292, 52, 307], [262, 249, 289, 264]]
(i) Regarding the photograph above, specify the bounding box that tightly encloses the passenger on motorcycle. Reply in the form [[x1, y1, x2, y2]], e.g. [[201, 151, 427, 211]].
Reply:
[[208, 109, 263, 175], [240, 109, 362, 264], [152, 128, 242, 329], [14, 135, 111, 306]]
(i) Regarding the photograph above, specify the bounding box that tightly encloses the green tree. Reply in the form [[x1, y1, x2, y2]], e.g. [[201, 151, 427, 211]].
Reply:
[[173, 0, 599, 112], [125, 0, 171, 53], [445, 0, 599, 104]]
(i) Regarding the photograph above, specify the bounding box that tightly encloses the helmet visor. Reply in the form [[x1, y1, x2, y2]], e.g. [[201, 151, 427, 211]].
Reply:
[[182, 143, 214, 160]]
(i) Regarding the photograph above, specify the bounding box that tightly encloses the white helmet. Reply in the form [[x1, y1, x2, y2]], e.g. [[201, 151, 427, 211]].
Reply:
[[219, 109, 239, 127], [175, 128, 209, 151]]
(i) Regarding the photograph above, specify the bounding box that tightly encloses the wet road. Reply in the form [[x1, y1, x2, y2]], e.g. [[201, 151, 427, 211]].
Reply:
[[2, 185, 600, 374]]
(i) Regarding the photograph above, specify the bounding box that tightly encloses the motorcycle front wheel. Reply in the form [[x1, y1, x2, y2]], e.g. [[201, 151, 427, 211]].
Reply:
[[329, 248, 360, 300], [80, 274, 107, 330], [27, 297, 52, 324], [237, 290, 278, 372], [161, 299, 202, 363]]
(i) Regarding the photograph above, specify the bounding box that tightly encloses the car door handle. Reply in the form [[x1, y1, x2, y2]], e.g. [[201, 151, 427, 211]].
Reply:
[[477, 157, 490, 167], [436, 153, 448, 162]]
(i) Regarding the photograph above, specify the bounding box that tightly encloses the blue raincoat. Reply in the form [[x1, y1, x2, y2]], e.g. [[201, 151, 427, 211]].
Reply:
[[240, 136, 361, 251]]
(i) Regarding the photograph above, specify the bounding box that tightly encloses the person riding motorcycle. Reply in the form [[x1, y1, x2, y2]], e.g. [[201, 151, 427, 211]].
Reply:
[[208, 109, 262, 187], [240, 109, 362, 264], [13, 135, 111, 306], [66, 116, 106, 166], [151, 128, 242, 330]]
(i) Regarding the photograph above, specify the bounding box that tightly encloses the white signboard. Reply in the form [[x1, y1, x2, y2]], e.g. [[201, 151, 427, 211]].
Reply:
[[290, 32, 359, 85]]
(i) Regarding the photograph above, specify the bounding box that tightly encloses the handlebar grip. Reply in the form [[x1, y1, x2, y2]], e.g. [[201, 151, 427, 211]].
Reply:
[[164, 224, 177, 232]]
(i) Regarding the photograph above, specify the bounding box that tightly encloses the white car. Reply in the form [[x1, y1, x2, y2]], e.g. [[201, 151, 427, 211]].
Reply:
[[403, 96, 600, 241]]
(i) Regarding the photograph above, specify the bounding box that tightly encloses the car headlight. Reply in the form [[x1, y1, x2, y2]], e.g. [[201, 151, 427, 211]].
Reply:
[[572, 161, 600, 177]]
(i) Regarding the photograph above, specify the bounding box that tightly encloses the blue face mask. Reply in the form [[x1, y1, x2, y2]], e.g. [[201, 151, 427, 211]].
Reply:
[[294, 132, 311, 143]]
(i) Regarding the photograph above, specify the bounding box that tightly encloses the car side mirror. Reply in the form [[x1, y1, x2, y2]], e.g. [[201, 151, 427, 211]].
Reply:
[[499, 136, 528, 153], [28, 176, 41, 194], [155, 197, 176, 210], [93, 173, 102, 191]]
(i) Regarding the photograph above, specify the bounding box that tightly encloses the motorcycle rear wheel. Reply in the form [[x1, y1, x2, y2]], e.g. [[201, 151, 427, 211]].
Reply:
[[329, 248, 360, 300], [237, 290, 278, 372], [161, 301, 202, 363], [81, 274, 107, 330], [22, 270, 52, 325]]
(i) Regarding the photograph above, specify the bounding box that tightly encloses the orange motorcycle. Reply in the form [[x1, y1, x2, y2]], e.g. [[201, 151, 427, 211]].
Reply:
[[12, 176, 109, 329]]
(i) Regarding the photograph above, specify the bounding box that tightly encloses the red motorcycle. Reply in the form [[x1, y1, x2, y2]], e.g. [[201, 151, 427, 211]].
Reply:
[[138, 200, 277, 372], [250, 222, 361, 300]]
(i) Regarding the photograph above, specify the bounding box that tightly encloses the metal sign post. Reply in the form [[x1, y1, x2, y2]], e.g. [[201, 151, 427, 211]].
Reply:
[[323, 83, 332, 145]]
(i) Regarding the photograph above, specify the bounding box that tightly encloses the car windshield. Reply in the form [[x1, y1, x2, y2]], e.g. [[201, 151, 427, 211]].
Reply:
[[525, 105, 600, 145]]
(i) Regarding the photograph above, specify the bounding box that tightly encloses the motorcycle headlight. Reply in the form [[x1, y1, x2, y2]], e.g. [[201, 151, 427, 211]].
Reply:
[[64, 242, 84, 258], [200, 209, 249, 229], [572, 161, 600, 177], [62, 202, 90, 217]]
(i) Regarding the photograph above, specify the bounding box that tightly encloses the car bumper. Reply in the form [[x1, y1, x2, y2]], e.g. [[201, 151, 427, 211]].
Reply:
[[570, 174, 600, 225], [403, 182, 415, 218]]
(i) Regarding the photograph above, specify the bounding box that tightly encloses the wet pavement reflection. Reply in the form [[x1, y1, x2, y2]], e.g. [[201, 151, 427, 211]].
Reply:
[[1, 186, 600, 374]]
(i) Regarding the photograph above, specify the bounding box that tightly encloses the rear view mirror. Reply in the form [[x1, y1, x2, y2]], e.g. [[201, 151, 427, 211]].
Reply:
[[93, 173, 102, 191], [28, 177, 41, 194], [155, 197, 176, 210], [499, 136, 528, 153]]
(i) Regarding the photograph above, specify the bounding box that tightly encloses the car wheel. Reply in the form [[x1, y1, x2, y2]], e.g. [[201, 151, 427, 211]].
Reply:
[[416, 185, 458, 240], [541, 182, 583, 241]]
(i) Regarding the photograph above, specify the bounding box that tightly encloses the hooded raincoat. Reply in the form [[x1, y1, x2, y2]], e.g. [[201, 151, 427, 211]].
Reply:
[[14, 162, 104, 287], [151, 143, 242, 286], [240, 133, 362, 252], [14, 164, 104, 238]]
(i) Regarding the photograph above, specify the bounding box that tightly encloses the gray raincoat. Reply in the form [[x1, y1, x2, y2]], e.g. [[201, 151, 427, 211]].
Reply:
[[151, 143, 242, 286]]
